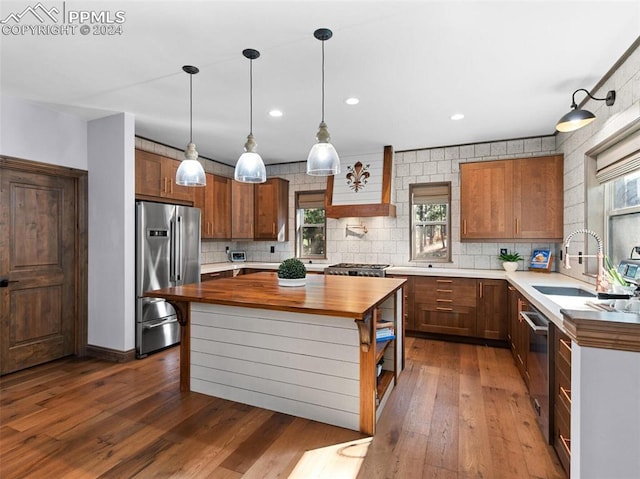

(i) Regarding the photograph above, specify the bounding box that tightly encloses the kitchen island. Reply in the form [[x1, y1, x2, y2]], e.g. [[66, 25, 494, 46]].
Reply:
[[146, 272, 405, 435]]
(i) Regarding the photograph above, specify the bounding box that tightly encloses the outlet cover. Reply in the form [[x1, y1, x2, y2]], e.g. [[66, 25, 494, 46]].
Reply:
[[500, 248, 508, 256], [270, 246, 275, 253]]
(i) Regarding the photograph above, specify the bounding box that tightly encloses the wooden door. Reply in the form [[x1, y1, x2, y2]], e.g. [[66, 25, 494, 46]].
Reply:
[[160, 157, 195, 203], [460, 160, 513, 240], [194, 172, 214, 238], [135, 149, 163, 197], [0, 168, 77, 374], [231, 181, 254, 239], [211, 175, 231, 238], [477, 279, 508, 340], [513, 155, 563, 241], [255, 178, 277, 239]]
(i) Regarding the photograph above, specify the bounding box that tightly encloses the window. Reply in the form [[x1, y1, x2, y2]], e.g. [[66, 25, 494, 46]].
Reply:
[[296, 190, 326, 259], [606, 169, 640, 263], [410, 183, 451, 262]]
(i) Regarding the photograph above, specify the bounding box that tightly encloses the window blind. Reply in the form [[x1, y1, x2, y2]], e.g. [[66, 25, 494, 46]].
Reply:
[[297, 191, 325, 209], [412, 183, 450, 204], [596, 128, 640, 183]]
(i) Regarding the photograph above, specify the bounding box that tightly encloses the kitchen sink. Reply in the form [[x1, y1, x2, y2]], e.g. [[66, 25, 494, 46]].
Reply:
[[532, 285, 596, 297]]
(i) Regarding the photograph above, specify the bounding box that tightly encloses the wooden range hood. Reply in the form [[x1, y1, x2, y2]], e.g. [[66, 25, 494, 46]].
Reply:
[[324, 145, 396, 218]]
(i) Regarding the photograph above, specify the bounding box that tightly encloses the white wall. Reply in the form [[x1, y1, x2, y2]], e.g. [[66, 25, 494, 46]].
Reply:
[[0, 94, 87, 169], [88, 113, 136, 351]]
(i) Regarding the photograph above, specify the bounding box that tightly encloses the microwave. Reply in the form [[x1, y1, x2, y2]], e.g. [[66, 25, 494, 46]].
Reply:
[[230, 251, 246, 262]]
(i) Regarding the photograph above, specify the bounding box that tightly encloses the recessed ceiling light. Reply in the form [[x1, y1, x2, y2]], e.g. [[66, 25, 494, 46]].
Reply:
[[269, 109, 283, 117], [450, 113, 465, 121], [345, 97, 359, 105]]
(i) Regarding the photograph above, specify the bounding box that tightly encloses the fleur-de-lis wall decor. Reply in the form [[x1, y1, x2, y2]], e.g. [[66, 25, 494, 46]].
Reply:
[[345, 161, 370, 192]]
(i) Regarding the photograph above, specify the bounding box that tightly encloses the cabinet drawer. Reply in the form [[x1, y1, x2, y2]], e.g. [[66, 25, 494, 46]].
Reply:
[[558, 336, 572, 364], [413, 306, 476, 337], [554, 403, 571, 472], [414, 277, 477, 307], [201, 271, 233, 282]]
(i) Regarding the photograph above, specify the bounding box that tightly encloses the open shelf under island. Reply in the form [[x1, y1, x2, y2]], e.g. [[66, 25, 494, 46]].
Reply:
[[145, 272, 406, 435]]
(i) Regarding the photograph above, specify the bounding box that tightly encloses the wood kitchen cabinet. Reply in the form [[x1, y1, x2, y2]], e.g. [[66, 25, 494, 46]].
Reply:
[[194, 173, 231, 239], [201, 270, 234, 282], [135, 149, 195, 204], [254, 177, 289, 242], [412, 277, 478, 337], [477, 279, 508, 340], [231, 180, 255, 239], [400, 275, 508, 341], [551, 325, 572, 475], [460, 155, 563, 241], [508, 288, 530, 387]]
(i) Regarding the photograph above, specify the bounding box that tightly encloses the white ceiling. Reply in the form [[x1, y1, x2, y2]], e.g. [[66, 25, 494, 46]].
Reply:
[[2, 1, 639, 167]]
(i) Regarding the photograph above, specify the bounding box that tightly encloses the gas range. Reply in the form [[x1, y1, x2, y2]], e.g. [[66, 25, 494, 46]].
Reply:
[[324, 263, 390, 277]]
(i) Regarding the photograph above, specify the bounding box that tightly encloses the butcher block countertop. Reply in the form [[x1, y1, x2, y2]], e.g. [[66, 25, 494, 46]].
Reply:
[[146, 272, 406, 320]]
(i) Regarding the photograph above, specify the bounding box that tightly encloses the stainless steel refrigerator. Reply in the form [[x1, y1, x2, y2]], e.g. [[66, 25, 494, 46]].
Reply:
[[135, 201, 200, 358]]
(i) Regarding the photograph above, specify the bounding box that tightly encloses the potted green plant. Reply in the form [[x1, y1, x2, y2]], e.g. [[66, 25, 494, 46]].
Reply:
[[277, 258, 307, 287], [498, 251, 523, 272]]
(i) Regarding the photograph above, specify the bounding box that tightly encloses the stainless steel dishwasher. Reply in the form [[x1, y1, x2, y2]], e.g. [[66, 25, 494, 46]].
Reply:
[[520, 306, 550, 442]]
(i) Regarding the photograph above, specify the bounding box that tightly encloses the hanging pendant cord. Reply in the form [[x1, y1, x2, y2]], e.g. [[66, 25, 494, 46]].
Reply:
[[321, 39, 325, 122], [249, 59, 253, 134], [189, 73, 193, 143]]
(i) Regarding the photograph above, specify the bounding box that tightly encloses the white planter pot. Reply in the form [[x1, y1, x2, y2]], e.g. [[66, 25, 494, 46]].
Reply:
[[502, 261, 519, 272], [278, 277, 306, 287]]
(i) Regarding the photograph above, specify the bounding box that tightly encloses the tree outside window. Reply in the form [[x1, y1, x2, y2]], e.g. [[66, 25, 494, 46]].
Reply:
[[296, 191, 326, 259], [410, 183, 451, 262]]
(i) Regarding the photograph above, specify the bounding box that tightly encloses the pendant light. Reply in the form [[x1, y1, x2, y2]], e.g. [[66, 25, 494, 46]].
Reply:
[[234, 49, 266, 183], [176, 65, 206, 186], [307, 28, 340, 176]]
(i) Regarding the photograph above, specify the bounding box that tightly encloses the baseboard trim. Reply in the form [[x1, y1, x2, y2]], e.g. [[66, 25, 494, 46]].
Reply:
[[85, 344, 136, 363]]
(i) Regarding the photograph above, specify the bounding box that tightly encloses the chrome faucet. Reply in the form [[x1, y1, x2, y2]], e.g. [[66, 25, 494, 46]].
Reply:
[[563, 228, 607, 292]]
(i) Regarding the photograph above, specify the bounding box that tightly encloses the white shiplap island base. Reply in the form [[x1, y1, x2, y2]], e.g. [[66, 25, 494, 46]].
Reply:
[[190, 304, 362, 430], [146, 272, 405, 435]]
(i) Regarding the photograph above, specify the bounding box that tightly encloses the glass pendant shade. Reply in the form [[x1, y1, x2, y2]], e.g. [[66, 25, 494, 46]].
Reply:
[[235, 134, 266, 183], [176, 65, 206, 187], [176, 142, 206, 186], [307, 28, 340, 176], [555, 108, 596, 132], [235, 49, 266, 183], [307, 121, 340, 175]]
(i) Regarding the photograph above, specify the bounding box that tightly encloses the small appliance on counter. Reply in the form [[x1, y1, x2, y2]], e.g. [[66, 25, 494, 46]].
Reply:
[[230, 251, 247, 262]]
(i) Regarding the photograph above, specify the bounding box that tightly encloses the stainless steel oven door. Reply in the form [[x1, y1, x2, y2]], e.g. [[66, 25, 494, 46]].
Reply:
[[521, 309, 550, 442]]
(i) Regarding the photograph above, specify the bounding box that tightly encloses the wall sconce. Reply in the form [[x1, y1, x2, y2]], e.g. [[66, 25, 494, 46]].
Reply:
[[555, 88, 616, 133]]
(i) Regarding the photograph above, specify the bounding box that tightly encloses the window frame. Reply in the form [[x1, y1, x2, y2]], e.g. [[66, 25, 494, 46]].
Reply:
[[409, 182, 451, 263], [295, 190, 327, 260]]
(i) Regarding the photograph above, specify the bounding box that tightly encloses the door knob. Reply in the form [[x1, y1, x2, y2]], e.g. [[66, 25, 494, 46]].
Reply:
[[0, 278, 19, 288]]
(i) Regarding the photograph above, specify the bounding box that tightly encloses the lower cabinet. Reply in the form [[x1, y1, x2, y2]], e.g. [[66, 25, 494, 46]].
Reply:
[[396, 275, 507, 340], [201, 270, 234, 282], [412, 277, 477, 336], [477, 279, 508, 340], [552, 326, 572, 475], [508, 286, 530, 387]]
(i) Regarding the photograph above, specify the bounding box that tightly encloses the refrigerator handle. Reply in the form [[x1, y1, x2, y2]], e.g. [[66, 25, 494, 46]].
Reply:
[[176, 216, 183, 283], [169, 218, 176, 282]]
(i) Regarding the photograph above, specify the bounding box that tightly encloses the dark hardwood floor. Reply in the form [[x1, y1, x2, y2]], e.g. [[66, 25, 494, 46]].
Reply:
[[0, 337, 565, 478]]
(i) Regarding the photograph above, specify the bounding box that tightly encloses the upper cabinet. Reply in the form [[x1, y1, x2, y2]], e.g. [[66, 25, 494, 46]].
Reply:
[[231, 181, 255, 240], [254, 178, 289, 241], [460, 155, 563, 242], [135, 149, 195, 204], [194, 173, 231, 239]]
